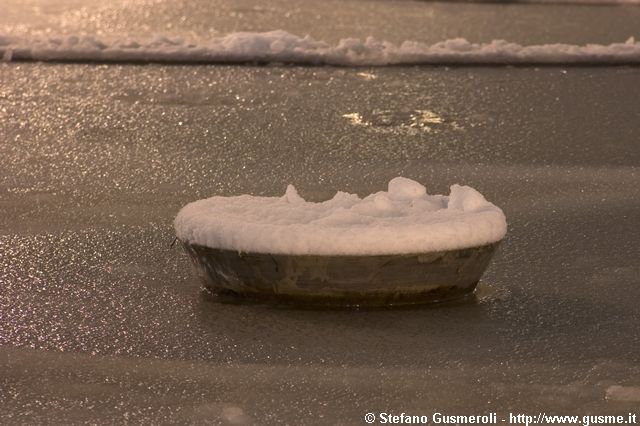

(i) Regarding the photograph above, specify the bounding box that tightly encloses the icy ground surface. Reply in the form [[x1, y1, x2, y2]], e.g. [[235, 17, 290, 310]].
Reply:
[[1, 0, 640, 46], [175, 178, 507, 255], [1, 64, 640, 423]]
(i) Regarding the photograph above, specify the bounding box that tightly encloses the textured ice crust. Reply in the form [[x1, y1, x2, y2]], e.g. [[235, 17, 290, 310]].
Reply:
[[174, 178, 507, 256], [1, 31, 639, 65]]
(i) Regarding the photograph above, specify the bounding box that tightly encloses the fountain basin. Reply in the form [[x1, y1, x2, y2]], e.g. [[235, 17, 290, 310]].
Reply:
[[176, 177, 506, 306], [181, 241, 500, 306]]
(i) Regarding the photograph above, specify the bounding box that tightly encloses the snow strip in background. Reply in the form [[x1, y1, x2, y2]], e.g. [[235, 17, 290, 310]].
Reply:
[[504, 0, 640, 4], [1, 31, 639, 65], [174, 177, 507, 256]]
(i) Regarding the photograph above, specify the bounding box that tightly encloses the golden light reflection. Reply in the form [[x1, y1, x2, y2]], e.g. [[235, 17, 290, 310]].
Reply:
[[342, 112, 369, 126], [356, 72, 377, 80], [342, 109, 454, 134]]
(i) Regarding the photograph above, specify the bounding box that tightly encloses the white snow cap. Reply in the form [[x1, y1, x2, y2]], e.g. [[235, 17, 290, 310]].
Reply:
[[175, 177, 507, 256]]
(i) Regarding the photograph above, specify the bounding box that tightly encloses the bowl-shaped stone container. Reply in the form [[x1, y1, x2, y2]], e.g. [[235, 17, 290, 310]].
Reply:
[[180, 241, 500, 307]]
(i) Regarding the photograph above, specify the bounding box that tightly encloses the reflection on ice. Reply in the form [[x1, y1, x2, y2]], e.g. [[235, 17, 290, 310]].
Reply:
[[342, 108, 456, 133], [412, 109, 445, 126], [356, 72, 377, 80], [342, 112, 368, 126]]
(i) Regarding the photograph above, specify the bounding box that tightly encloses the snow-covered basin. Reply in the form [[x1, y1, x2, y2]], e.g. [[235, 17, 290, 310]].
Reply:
[[175, 178, 507, 305]]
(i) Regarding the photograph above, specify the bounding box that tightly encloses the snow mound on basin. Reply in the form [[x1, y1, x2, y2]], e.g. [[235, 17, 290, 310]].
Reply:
[[1, 31, 640, 65], [174, 177, 507, 256]]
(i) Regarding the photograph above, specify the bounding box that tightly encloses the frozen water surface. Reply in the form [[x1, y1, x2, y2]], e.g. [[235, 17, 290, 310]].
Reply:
[[1, 63, 639, 423], [1, 0, 640, 421], [1, 0, 640, 45]]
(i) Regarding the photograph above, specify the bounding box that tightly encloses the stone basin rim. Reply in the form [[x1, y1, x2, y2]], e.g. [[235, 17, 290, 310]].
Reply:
[[179, 239, 501, 307], [178, 239, 502, 258]]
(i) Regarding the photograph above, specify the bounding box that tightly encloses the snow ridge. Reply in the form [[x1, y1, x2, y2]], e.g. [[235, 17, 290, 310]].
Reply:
[[1, 31, 640, 65]]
